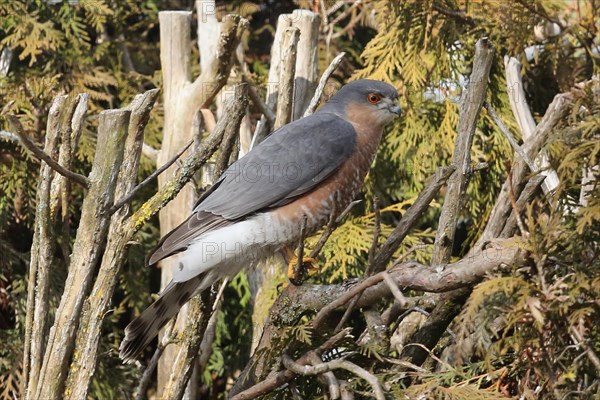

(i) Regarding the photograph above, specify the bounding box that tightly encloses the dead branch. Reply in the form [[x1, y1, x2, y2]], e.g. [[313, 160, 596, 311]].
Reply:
[[197, 279, 229, 372], [282, 355, 386, 400], [367, 197, 381, 269], [570, 324, 600, 374], [507, 171, 529, 237], [383, 271, 408, 307], [8, 115, 90, 189], [484, 101, 537, 172], [274, 27, 299, 130], [23, 94, 82, 399], [370, 165, 456, 274], [230, 329, 353, 400], [475, 91, 572, 250], [504, 56, 560, 195], [52, 94, 88, 266], [319, 239, 518, 328], [251, 10, 320, 145], [35, 109, 131, 400], [399, 289, 470, 367], [213, 114, 239, 177], [134, 320, 177, 400], [432, 37, 495, 265], [331, 6, 368, 39], [64, 89, 159, 400], [110, 136, 191, 214], [242, 75, 275, 126], [324, 2, 361, 32], [291, 216, 309, 285], [303, 52, 346, 117], [161, 290, 213, 400], [310, 200, 360, 259], [500, 174, 546, 238], [306, 352, 340, 399]]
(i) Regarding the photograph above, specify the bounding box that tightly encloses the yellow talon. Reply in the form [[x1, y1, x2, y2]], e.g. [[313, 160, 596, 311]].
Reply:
[[287, 256, 318, 286]]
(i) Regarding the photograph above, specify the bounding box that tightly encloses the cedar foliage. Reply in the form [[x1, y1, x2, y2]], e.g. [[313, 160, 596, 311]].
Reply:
[[0, 0, 598, 399]]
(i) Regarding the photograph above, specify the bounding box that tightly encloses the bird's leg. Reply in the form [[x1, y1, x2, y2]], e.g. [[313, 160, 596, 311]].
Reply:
[[282, 246, 318, 286]]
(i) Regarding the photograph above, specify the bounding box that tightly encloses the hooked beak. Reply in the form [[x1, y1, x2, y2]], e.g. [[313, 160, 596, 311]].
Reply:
[[388, 103, 402, 116]]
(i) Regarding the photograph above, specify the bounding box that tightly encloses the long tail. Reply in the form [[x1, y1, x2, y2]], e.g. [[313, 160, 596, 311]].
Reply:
[[119, 274, 205, 363]]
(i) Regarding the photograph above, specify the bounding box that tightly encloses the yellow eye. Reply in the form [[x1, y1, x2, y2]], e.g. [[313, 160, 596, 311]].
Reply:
[[367, 93, 381, 104]]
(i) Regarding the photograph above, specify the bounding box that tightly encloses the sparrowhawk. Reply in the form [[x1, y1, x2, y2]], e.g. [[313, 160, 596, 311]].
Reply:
[[120, 79, 401, 362]]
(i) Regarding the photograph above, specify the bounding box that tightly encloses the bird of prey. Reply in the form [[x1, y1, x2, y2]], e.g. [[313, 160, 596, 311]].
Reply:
[[120, 79, 401, 362]]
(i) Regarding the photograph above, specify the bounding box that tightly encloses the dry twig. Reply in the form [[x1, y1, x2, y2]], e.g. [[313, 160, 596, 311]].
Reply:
[[110, 138, 193, 214], [303, 52, 346, 117], [8, 115, 90, 189], [484, 101, 537, 173], [282, 355, 386, 400]]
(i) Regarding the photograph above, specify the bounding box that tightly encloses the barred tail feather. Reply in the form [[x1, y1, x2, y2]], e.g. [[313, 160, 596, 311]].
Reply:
[[119, 274, 205, 363]]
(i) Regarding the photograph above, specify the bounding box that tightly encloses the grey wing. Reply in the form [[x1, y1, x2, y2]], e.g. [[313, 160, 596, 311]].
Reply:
[[146, 112, 356, 265], [196, 112, 357, 218], [146, 211, 232, 266]]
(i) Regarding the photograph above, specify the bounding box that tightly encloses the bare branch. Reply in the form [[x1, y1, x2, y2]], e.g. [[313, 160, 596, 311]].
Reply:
[[64, 89, 159, 400], [331, 6, 368, 39], [570, 324, 600, 374], [504, 56, 536, 139], [111, 138, 193, 214], [504, 56, 560, 195], [306, 352, 340, 400], [325, 2, 361, 30], [484, 101, 537, 172], [282, 356, 386, 400], [134, 320, 177, 400], [310, 200, 360, 259], [303, 52, 346, 117], [251, 10, 320, 144], [500, 174, 545, 238], [274, 27, 299, 130], [242, 75, 275, 126], [23, 94, 67, 398], [8, 115, 90, 189], [432, 37, 495, 265], [298, 216, 308, 271], [383, 272, 408, 307], [35, 109, 131, 400], [367, 197, 381, 269], [190, 14, 248, 108], [507, 171, 529, 237], [197, 279, 229, 371], [161, 290, 213, 400], [24, 94, 88, 397], [213, 113, 239, 177], [313, 239, 518, 329], [475, 92, 572, 249], [371, 165, 455, 274]]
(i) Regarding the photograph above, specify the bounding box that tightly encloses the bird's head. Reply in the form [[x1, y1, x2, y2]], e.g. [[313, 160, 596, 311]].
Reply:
[[319, 79, 401, 127]]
